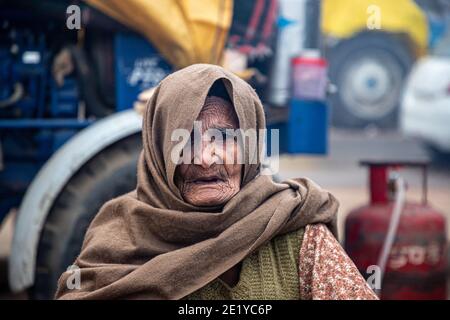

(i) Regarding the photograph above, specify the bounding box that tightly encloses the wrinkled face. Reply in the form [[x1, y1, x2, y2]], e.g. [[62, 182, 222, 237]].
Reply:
[[175, 98, 243, 207]]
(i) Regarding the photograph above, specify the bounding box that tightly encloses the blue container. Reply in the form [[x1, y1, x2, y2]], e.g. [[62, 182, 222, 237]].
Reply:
[[285, 99, 328, 154]]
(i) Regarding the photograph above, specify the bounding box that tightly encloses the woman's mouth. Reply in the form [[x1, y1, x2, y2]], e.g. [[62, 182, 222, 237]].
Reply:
[[189, 176, 224, 185]]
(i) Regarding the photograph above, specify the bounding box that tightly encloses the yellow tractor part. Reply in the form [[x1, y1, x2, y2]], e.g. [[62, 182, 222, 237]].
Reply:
[[84, 0, 233, 69], [322, 0, 429, 56]]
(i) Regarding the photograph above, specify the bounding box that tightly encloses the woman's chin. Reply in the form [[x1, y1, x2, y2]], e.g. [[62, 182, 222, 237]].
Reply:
[[184, 188, 231, 207]]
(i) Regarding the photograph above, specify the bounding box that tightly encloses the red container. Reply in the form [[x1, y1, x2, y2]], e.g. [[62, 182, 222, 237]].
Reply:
[[344, 161, 447, 300]]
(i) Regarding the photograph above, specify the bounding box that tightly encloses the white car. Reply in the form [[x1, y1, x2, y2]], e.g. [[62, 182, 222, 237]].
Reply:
[[401, 31, 450, 160]]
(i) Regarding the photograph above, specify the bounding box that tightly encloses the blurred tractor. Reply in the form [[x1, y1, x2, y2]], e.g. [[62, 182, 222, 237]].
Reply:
[[0, 0, 328, 299], [322, 0, 450, 128]]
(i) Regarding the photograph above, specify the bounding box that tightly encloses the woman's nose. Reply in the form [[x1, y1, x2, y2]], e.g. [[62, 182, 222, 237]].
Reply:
[[200, 143, 217, 169], [194, 141, 217, 168]]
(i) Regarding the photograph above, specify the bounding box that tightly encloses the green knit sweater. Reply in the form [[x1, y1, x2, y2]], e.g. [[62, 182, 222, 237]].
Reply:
[[184, 228, 305, 300]]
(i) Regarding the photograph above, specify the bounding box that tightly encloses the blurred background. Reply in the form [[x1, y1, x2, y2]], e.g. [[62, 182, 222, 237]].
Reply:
[[0, 0, 449, 300]]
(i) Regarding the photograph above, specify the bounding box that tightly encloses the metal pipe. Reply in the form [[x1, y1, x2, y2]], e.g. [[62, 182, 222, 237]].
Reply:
[[375, 175, 406, 297], [303, 0, 321, 49]]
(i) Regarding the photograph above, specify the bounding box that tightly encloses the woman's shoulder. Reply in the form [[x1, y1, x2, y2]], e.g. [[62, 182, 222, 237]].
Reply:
[[298, 223, 379, 300]]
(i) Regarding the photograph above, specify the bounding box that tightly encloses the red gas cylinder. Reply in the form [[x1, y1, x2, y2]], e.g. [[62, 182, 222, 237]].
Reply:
[[344, 161, 447, 300]]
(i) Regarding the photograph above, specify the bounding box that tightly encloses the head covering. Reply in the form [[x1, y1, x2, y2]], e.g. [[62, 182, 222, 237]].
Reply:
[[55, 64, 339, 300]]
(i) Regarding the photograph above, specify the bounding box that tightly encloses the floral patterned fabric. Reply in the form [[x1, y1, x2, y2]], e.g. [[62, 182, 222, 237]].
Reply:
[[299, 224, 379, 300]]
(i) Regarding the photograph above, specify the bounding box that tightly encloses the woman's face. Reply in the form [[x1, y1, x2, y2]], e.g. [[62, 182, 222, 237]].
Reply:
[[175, 99, 243, 207]]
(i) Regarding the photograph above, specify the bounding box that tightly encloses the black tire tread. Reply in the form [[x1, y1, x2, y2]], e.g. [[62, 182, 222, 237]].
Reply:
[[32, 134, 141, 299], [326, 31, 415, 128]]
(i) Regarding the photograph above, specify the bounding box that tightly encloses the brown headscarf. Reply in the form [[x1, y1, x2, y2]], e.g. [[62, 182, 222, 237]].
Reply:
[[55, 64, 339, 300]]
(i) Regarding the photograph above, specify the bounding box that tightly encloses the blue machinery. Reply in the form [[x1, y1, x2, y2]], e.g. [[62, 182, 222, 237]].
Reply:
[[0, 33, 171, 220]]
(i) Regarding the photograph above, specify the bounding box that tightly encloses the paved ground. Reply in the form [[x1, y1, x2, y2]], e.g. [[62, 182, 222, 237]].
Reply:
[[0, 127, 448, 299]]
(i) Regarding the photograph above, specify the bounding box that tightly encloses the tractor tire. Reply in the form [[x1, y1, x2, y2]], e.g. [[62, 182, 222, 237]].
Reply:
[[327, 32, 415, 129], [32, 133, 142, 299]]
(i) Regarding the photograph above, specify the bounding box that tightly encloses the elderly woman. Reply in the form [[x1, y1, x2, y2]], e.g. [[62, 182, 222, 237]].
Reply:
[[55, 64, 377, 300]]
